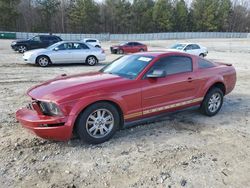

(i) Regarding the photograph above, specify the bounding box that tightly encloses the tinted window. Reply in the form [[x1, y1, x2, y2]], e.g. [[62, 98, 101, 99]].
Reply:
[[184, 45, 192, 50], [127, 42, 133, 46], [57, 43, 74, 50], [73, 43, 89, 49], [148, 56, 192, 76], [86, 39, 97, 43], [191, 44, 200, 49], [198, 58, 215, 69], [133, 42, 142, 46], [32, 36, 40, 41]]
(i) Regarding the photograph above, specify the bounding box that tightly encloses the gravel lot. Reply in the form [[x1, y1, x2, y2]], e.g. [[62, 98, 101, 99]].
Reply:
[[0, 38, 250, 188]]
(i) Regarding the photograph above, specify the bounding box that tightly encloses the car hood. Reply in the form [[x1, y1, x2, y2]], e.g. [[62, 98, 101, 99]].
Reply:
[[166, 48, 183, 52], [27, 72, 129, 103], [13, 39, 30, 43], [24, 48, 48, 56]]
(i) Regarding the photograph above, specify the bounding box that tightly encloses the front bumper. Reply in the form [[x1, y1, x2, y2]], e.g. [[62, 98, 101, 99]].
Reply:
[[16, 108, 75, 141], [11, 44, 18, 51], [23, 54, 36, 64]]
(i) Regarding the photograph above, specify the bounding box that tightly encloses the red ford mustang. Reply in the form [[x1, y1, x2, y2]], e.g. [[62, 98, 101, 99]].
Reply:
[[16, 52, 236, 144], [110, 42, 147, 54]]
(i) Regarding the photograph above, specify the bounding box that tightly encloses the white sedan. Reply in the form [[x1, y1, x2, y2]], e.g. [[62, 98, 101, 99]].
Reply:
[[81, 38, 101, 48], [23, 41, 106, 67], [169, 43, 208, 57]]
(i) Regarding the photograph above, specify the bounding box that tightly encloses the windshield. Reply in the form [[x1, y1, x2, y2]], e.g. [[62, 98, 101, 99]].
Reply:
[[171, 44, 186, 50], [47, 42, 60, 50], [100, 55, 154, 79]]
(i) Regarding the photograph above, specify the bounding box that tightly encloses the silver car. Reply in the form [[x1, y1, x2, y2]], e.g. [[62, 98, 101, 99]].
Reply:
[[23, 41, 106, 67]]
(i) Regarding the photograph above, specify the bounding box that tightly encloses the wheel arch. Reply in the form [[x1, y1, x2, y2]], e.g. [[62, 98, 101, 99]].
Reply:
[[205, 82, 226, 96], [73, 99, 124, 132], [35, 55, 52, 64]]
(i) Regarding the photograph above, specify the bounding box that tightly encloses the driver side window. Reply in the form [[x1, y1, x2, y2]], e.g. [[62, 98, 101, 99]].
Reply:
[[147, 56, 193, 76]]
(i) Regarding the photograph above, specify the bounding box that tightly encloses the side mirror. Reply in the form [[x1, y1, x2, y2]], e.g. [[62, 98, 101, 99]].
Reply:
[[54, 47, 59, 51], [146, 70, 166, 78]]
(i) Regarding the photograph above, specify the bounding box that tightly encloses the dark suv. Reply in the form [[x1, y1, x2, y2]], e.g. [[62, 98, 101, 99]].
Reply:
[[11, 35, 62, 53]]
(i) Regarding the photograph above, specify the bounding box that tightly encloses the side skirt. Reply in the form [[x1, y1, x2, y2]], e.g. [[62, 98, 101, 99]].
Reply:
[[123, 105, 200, 129]]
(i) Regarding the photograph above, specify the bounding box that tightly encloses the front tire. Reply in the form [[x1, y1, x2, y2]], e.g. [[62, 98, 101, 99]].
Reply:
[[86, 56, 97, 66], [36, 56, 50, 67], [200, 87, 223, 116], [75, 102, 120, 144], [118, 49, 124, 54], [18, 45, 27, 53]]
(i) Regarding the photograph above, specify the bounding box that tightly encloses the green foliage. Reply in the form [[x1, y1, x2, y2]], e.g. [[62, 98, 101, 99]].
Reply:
[[173, 0, 188, 31], [37, 0, 60, 32], [0, 0, 250, 33], [68, 0, 100, 33], [0, 0, 20, 30], [153, 0, 173, 32]]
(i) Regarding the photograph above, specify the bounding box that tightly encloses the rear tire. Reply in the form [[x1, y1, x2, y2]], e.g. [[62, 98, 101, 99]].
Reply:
[[95, 45, 101, 48], [139, 49, 144, 52], [200, 87, 223, 116], [18, 45, 27, 53], [36, 55, 50, 67], [75, 102, 120, 144], [199, 53, 205, 57], [86, 56, 97, 66]]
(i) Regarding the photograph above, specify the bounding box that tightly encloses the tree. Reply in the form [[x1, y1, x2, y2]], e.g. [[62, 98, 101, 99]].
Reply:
[[68, 0, 100, 33], [131, 0, 155, 33], [191, 0, 219, 31], [37, 0, 60, 32], [153, 0, 173, 32], [0, 0, 20, 31], [173, 0, 188, 31]]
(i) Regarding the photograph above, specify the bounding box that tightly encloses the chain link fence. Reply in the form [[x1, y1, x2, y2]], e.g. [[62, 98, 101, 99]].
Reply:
[[0, 31, 249, 41]]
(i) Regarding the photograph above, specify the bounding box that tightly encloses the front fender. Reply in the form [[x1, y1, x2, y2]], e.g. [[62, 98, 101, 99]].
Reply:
[[66, 93, 127, 129]]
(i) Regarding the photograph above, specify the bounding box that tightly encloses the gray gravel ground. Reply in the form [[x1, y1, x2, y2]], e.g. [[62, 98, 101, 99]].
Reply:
[[0, 39, 250, 188]]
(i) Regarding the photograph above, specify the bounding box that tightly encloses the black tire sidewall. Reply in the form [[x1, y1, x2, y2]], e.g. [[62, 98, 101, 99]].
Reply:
[[201, 87, 223, 116], [76, 102, 120, 144]]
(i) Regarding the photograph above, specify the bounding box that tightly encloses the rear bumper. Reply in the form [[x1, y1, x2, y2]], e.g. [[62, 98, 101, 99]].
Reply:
[[16, 108, 75, 141], [98, 53, 106, 61]]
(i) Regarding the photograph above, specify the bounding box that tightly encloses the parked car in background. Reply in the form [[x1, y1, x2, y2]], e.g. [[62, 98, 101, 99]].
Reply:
[[169, 43, 208, 57], [110, 42, 147, 54], [16, 51, 236, 144], [22, 41, 105, 67], [81, 38, 101, 48], [11, 35, 62, 53]]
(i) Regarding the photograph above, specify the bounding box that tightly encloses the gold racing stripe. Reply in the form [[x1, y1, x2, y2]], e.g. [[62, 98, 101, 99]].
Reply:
[[124, 97, 203, 120]]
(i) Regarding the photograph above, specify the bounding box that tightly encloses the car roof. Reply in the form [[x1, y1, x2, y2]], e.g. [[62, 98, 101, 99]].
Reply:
[[84, 38, 98, 40], [136, 51, 193, 57]]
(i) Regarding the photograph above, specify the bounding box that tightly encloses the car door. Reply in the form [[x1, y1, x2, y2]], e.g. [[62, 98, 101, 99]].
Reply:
[[123, 42, 133, 53], [70, 42, 91, 63], [184, 44, 201, 56], [29, 36, 41, 49], [141, 55, 200, 115], [49, 42, 74, 64]]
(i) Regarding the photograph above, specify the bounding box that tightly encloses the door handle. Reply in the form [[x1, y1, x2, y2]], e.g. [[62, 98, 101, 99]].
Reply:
[[187, 77, 193, 82]]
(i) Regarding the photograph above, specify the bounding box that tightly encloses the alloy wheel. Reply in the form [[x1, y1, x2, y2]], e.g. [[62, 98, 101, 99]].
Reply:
[[86, 109, 114, 138], [208, 93, 221, 113]]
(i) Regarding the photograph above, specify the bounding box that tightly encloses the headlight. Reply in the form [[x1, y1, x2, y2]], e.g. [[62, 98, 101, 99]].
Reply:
[[39, 101, 62, 116]]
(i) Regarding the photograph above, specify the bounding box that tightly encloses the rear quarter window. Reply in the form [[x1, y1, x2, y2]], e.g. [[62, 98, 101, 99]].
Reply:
[[198, 58, 215, 69]]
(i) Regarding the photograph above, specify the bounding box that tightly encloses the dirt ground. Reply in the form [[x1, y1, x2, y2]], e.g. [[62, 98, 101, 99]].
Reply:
[[0, 38, 250, 188]]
